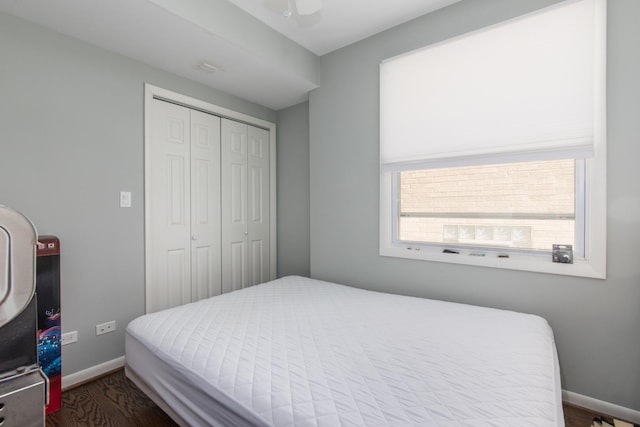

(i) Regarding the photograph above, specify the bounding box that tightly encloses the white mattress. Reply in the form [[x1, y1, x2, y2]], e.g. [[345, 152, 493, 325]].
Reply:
[[125, 276, 564, 426]]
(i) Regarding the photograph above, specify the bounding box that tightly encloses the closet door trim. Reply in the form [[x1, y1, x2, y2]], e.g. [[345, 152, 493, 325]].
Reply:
[[144, 84, 277, 314]]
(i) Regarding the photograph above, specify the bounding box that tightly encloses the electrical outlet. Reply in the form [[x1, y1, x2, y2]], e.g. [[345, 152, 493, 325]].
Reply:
[[96, 320, 116, 336], [61, 331, 78, 345]]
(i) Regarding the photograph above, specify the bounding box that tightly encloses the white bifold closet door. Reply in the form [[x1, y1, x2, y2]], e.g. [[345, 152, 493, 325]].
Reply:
[[147, 99, 222, 313], [221, 119, 270, 293]]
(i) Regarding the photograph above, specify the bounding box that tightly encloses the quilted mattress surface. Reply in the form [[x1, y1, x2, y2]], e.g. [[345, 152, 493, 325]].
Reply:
[[126, 276, 563, 426]]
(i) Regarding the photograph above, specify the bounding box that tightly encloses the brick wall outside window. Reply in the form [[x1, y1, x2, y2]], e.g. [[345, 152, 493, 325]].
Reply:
[[399, 159, 575, 250]]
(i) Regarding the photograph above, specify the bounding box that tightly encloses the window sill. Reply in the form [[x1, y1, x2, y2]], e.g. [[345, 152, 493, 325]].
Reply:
[[380, 244, 606, 279]]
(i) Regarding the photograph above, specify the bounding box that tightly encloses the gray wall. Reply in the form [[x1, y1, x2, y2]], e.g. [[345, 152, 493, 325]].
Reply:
[[309, 0, 640, 411], [276, 102, 311, 277], [0, 13, 276, 376]]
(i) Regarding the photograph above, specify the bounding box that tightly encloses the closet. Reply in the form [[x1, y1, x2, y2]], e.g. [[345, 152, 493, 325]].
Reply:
[[221, 119, 270, 293], [145, 92, 274, 314]]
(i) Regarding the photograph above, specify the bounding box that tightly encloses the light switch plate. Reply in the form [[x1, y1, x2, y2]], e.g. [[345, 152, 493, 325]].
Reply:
[[119, 191, 132, 208]]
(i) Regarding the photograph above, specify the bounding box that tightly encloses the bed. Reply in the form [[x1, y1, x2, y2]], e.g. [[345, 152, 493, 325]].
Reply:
[[125, 276, 564, 426]]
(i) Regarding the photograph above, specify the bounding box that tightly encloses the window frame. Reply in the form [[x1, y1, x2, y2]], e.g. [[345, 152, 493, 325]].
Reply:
[[394, 159, 585, 257], [379, 0, 606, 279], [380, 154, 605, 278]]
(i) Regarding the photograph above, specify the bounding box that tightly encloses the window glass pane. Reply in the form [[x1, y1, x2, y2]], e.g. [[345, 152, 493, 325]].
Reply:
[[399, 159, 575, 251]]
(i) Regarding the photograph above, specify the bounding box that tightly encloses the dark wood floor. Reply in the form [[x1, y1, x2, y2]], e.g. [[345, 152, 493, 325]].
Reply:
[[46, 369, 616, 427], [46, 369, 176, 427], [563, 403, 615, 427]]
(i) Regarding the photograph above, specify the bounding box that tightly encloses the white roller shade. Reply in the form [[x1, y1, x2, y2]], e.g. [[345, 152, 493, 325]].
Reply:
[[380, 0, 604, 171]]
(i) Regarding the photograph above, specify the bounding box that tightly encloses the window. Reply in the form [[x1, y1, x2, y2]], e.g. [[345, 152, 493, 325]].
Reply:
[[379, 0, 606, 278], [398, 159, 581, 252]]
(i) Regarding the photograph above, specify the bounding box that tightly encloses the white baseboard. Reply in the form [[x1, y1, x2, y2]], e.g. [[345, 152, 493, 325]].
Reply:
[[563, 389, 640, 424], [61, 356, 125, 390]]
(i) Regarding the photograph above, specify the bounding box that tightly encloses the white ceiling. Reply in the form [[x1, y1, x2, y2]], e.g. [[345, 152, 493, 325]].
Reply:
[[225, 0, 461, 56], [0, 0, 460, 110]]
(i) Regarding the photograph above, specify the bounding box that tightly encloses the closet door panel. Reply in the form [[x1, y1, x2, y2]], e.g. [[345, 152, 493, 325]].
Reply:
[[230, 241, 246, 291], [221, 119, 249, 293], [190, 110, 222, 300], [193, 246, 211, 301], [167, 249, 189, 308], [167, 156, 187, 225], [250, 240, 265, 286], [247, 126, 270, 286], [230, 163, 246, 224], [148, 99, 191, 313]]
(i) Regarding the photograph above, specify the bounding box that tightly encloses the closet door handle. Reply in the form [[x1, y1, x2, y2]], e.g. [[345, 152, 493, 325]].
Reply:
[[191, 235, 197, 240]]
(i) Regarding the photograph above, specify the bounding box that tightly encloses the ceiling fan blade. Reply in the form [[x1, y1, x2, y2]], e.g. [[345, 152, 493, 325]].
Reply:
[[294, 0, 322, 15]]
